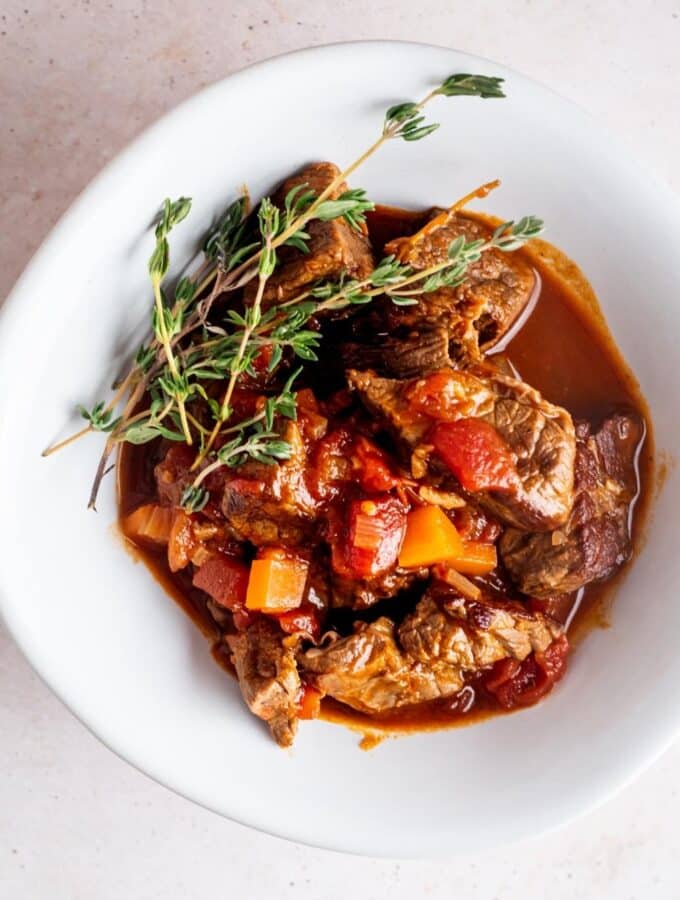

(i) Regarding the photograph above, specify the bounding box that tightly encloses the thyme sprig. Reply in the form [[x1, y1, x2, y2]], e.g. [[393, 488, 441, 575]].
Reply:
[[148, 198, 193, 444], [42, 71, 520, 510], [279, 216, 544, 314], [180, 367, 301, 512], [194, 197, 281, 466]]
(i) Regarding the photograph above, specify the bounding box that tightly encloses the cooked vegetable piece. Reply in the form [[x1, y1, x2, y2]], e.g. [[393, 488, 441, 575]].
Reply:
[[406, 370, 488, 421], [448, 540, 498, 576], [192, 556, 249, 608], [398, 505, 464, 568], [276, 604, 322, 642], [246, 551, 310, 612], [123, 504, 174, 544], [296, 684, 323, 720], [484, 634, 569, 708], [167, 510, 198, 572], [342, 495, 408, 578], [431, 563, 481, 600], [430, 419, 517, 493]]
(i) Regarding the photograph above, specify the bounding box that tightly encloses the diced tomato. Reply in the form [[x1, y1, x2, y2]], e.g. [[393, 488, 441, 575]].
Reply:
[[484, 658, 522, 692], [352, 436, 403, 492], [430, 419, 518, 493], [276, 604, 322, 642], [485, 635, 569, 708], [405, 369, 485, 421], [332, 495, 408, 578], [192, 555, 249, 608], [535, 634, 569, 682], [297, 684, 323, 720]]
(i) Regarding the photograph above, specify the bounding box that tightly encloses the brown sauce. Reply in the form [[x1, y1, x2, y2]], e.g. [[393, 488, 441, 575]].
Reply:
[[118, 202, 654, 740]]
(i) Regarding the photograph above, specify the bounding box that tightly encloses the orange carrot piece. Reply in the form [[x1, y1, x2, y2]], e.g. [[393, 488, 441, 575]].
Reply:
[[245, 553, 309, 613], [398, 505, 464, 569], [448, 540, 498, 576]]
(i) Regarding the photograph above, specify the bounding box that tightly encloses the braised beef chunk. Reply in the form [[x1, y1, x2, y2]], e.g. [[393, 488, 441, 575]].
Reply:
[[500, 411, 644, 597], [299, 585, 562, 713], [299, 617, 462, 713], [220, 422, 318, 545], [383, 212, 536, 361], [245, 162, 374, 306], [347, 367, 576, 531], [400, 586, 561, 664], [340, 327, 452, 379], [227, 618, 301, 747], [346, 368, 435, 445]]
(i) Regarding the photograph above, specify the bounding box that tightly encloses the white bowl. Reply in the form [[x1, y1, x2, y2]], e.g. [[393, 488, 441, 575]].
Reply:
[[1, 42, 678, 858]]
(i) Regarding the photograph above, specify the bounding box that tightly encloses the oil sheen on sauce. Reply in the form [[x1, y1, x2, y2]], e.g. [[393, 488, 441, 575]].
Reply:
[[118, 203, 654, 739]]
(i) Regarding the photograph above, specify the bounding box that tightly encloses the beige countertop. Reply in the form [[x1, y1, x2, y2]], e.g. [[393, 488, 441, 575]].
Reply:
[[2, 2, 680, 897]]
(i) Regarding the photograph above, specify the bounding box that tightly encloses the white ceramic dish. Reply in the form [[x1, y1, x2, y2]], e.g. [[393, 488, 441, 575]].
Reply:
[[1, 42, 678, 858]]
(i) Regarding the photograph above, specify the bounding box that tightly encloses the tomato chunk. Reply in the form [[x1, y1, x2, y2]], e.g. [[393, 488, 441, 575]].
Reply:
[[332, 495, 407, 578], [349, 496, 407, 577], [430, 419, 518, 493], [297, 684, 323, 720], [535, 634, 570, 682], [485, 635, 569, 708], [276, 604, 322, 642], [406, 369, 486, 421], [192, 555, 249, 608]]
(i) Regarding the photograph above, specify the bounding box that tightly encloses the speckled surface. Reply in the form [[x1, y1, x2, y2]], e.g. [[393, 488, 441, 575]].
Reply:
[[2, 2, 680, 897]]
